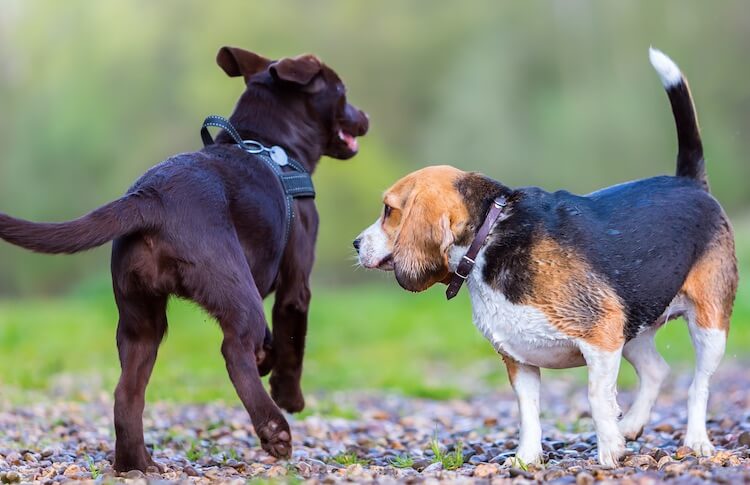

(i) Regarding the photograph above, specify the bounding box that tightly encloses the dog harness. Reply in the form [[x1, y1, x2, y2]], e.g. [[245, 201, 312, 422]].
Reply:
[[446, 195, 511, 300], [200, 115, 315, 247]]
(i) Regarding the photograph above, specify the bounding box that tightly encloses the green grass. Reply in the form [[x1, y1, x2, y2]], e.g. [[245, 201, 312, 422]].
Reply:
[[429, 436, 465, 470], [1, 228, 749, 403], [388, 454, 415, 468], [330, 451, 370, 466]]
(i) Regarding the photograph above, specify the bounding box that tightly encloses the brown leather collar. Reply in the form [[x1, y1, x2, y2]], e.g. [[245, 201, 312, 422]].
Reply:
[[446, 195, 511, 300]]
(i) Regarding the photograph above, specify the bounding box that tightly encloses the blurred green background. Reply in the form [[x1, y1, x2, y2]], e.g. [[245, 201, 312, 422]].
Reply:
[[0, 1, 748, 403]]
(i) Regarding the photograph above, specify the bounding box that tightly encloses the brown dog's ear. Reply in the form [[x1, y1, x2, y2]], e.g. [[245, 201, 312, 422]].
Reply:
[[393, 193, 454, 292], [269, 54, 323, 89], [216, 46, 272, 83]]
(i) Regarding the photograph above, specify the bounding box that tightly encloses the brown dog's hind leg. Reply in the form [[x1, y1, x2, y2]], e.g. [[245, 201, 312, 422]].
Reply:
[[112, 292, 167, 473], [181, 240, 292, 459]]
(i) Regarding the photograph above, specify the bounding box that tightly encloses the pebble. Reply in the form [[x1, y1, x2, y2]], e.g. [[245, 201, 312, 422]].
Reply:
[[0, 364, 749, 483], [422, 461, 443, 473], [474, 463, 499, 478]]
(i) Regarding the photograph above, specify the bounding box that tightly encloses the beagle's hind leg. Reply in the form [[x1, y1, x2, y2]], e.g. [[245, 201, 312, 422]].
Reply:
[[619, 326, 670, 441], [679, 222, 736, 456]]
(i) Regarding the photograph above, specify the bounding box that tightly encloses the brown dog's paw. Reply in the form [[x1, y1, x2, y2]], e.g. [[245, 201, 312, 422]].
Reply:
[[270, 375, 305, 413], [257, 419, 292, 459], [113, 446, 160, 473]]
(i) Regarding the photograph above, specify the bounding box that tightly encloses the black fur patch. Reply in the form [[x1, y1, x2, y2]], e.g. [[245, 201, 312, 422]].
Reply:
[[456, 173, 726, 340]]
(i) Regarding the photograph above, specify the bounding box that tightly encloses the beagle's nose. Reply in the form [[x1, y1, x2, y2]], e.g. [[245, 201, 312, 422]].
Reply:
[[353, 238, 362, 252]]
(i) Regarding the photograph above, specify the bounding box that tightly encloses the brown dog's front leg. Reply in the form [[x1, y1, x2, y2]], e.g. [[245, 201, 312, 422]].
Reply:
[[256, 325, 276, 377], [269, 284, 310, 413]]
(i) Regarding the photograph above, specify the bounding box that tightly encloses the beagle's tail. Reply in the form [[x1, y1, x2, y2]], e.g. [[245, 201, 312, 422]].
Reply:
[[0, 191, 158, 254], [649, 47, 708, 190]]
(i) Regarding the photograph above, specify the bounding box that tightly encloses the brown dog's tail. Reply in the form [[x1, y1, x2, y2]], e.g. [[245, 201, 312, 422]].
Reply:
[[0, 191, 158, 254], [649, 47, 708, 191]]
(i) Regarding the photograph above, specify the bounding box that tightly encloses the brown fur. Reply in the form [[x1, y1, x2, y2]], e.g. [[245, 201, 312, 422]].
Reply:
[[521, 237, 626, 351], [501, 353, 519, 382], [680, 219, 737, 331]]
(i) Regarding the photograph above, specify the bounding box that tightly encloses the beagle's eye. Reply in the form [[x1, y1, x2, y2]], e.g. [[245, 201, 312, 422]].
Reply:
[[383, 204, 392, 218]]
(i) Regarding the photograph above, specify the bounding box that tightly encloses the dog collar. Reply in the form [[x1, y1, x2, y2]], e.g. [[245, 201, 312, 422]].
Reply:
[[446, 195, 511, 300], [200, 115, 315, 246]]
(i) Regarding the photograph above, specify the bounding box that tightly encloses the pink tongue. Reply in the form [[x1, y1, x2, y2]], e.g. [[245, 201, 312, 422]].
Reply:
[[339, 130, 358, 151]]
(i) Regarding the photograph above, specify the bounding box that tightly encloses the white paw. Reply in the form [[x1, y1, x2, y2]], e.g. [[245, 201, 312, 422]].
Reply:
[[618, 416, 645, 441], [514, 446, 544, 466], [685, 437, 715, 456], [596, 437, 625, 469]]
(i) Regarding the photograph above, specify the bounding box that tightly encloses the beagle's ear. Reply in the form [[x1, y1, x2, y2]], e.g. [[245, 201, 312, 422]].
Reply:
[[269, 54, 323, 90], [216, 46, 272, 83], [393, 195, 454, 292]]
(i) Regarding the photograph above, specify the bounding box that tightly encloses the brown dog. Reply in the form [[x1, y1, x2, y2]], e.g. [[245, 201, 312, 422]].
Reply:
[[0, 46, 368, 471]]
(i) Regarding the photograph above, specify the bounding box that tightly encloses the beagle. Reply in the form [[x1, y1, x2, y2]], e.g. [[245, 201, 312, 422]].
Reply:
[[354, 49, 737, 468]]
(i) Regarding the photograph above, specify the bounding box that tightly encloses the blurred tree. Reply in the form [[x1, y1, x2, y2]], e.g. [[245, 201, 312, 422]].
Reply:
[[0, 0, 747, 295]]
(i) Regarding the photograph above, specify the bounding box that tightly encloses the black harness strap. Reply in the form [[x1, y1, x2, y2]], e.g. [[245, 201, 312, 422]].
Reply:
[[201, 115, 315, 247]]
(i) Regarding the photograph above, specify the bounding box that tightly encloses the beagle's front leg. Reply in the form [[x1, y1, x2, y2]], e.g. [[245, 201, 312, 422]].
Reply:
[[502, 355, 543, 465], [579, 342, 625, 468]]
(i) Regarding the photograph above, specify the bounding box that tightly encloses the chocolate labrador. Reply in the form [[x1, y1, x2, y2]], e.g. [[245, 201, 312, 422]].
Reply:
[[0, 46, 369, 471]]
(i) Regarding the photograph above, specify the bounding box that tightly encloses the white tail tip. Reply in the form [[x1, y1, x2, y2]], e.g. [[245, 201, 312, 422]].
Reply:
[[649, 47, 682, 88]]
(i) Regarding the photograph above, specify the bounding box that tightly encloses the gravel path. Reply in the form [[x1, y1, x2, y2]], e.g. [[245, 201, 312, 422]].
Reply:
[[1, 365, 750, 484]]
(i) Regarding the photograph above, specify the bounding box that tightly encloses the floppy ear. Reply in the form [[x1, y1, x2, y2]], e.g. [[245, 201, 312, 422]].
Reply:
[[269, 54, 323, 89], [216, 46, 272, 83], [393, 194, 454, 292]]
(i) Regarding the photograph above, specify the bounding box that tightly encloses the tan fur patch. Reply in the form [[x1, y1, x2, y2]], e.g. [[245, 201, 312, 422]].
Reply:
[[680, 220, 738, 331], [522, 237, 626, 351], [501, 353, 519, 383]]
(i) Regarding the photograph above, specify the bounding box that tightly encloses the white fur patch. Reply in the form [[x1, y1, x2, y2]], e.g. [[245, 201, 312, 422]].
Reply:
[[356, 218, 393, 270], [448, 246, 585, 369], [649, 47, 682, 88]]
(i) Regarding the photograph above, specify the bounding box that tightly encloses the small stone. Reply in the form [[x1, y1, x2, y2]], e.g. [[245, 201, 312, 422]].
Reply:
[[727, 455, 741, 466], [509, 467, 534, 479], [653, 423, 674, 433], [411, 459, 431, 472], [267, 465, 287, 477], [649, 448, 668, 462], [738, 431, 750, 447], [657, 455, 674, 469], [421, 462, 443, 473], [468, 454, 487, 465], [5, 453, 21, 466], [63, 465, 82, 477], [663, 462, 689, 476], [569, 442, 590, 453], [183, 465, 199, 477], [623, 454, 657, 470], [576, 472, 595, 485], [3, 471, 20, 484], [473, 463, 499, 478], [674, 446, 694, 459], [544, 469, 567, 481], [41, 449, 54, 458], [23, 452, 37, 463], [124, 469, 144, 479]]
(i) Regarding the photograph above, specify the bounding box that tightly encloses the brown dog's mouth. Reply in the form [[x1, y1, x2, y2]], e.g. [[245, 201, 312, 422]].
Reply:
[[337, 129, 359, 153]]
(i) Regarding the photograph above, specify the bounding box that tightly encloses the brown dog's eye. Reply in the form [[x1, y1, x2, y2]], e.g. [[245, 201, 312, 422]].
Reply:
[[383, 204, 392, 218]]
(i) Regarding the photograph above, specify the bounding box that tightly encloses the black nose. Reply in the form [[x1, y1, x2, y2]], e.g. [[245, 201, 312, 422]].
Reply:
[[353, 238, 361, 251]]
